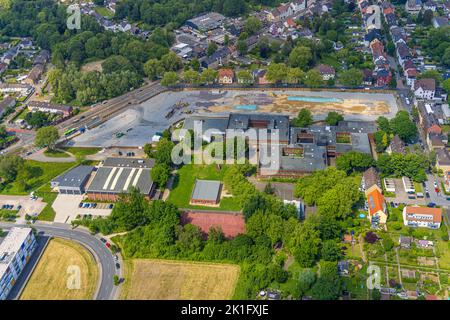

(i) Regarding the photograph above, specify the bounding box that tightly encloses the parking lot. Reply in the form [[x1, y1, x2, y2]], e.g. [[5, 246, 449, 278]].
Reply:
[[384, 178, 427, 206], [0, 195, 46, 223], [52, 194, 113, 224]]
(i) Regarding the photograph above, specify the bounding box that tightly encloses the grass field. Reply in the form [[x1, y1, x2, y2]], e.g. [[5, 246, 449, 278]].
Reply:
[[35, 191, 58, 221], [120, 259, 240, 300], [94, 6, 114, 18], [44, 149, 71, 158], [20, 238, 99, 300], [0, 160, 75, 195], [62, 147, 101, 157], [167, 164, 241, 211]]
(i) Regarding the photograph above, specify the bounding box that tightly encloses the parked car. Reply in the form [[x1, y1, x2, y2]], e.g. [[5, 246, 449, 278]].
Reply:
[[115, 263, 120, 269], [408, 196, 416, 200], [108, 204, 114, 209], [427, 202, 436, 208], [114, 255, 119, 262], [100, 238, 107, 243], [106, 242, 111, 248], [78, 203, 83, 208]]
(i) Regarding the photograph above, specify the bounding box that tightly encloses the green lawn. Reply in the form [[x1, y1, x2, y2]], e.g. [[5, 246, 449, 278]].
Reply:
[[167, 164, 241, 211], [44, 149, 71, 158], [436, 241, 450, 270], [61, 147, 101, 157], [94, 6, 114, 18], [0, 160, 76, 195], [414, 182, 423, 193], [35, 191, 57, 221]]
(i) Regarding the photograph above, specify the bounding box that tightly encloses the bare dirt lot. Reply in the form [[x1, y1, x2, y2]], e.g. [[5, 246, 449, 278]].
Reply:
[[120, 259, 240, 300], [73, 89, 398, 147]]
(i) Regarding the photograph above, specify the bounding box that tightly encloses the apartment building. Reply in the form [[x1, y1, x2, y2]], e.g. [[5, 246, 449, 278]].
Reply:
[[0, 227, 37, 300]]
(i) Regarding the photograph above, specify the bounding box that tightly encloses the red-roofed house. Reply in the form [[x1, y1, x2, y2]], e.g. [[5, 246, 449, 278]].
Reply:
[[218, 68, 234, 84], [365, 185, 388, 224], [402, 206, 442, 229]]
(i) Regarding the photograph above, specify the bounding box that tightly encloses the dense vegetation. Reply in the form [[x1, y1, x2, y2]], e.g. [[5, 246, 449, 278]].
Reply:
[[0, 0, 178, 105]]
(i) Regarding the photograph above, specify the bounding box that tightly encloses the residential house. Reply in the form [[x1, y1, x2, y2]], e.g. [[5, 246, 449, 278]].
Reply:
[[436, 148, 450, 172], [423, 0, 437, 11], [252, 69, 271, 85], [267, 4, 293, 22], [396, 42, 411, 68], [365, 184, 388, 225], [403, 60, 418, 86], [362, 167, 381, 191], [413, 78, 436, 100], [405, 0, 423, 14], [27, 101, 72, 117], [218, 68, 234, 84], [375, 69, 392, 87], [200, 47, 231, 69], [362, 69, 374, 86], [315, 64, 335, 81], [386, 134, 406, 154], [444, 170, 450, 192], [432, 16, 449, 28], [402, 206, 442, 229], [399, 235, 412, 249], [291, 0, 306, 13], [0, 96, 16, 118]]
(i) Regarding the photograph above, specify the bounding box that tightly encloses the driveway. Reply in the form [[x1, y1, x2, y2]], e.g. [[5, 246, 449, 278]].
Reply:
[[0, 195, 46, 223], [52, 194, 112, 224]]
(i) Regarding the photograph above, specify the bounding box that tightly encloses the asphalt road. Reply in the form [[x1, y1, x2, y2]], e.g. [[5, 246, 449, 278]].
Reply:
[[0, 222, 117, 300]]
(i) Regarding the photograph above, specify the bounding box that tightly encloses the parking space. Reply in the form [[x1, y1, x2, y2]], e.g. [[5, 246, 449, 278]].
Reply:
[[52, 194, 113, 224], [385, 178, 426, 206], [0, 195, 46, 223]]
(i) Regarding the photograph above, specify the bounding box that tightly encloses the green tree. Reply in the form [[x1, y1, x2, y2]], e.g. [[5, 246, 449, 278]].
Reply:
[[304, 69, 323, 87], [338, 68, 363, 86], [207, 42, 218, 56], [311, 261, 341, 300], [289, 220, 321, 267], [237, 70, 253, 85], [288, 46, 312, 69], [286, 68, 304, 84], [35, 126, 60, 151], [336, 151, 376, 174], [183, 69, 200, 85], [292, 109, 313, 127], [245, 16, 262, 35], [151, 163, 170, 189], [161, 71, 179, 87], [325, 111, 344, 126], [266, 63, 288, 83], [144, 59, 164, 80], [389, 111, 417, 143], [321, 240, 342, 261], [200, 68, 219, 85], [0, 155, 24, 182], [153, 138, 175, 166]]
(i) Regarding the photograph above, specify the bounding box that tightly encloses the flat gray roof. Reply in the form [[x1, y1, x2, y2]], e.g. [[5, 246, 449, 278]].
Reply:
[[103, 157, 155, 169], [86, 166, 153, 195], [191, 180, 222, 201], [51, 165, 94, 188]]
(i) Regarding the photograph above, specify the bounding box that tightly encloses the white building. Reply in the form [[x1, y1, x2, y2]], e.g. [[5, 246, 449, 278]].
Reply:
[[0, 228, 37, 300], [413, 78, 436, 100], [402, 206, 442, 229]]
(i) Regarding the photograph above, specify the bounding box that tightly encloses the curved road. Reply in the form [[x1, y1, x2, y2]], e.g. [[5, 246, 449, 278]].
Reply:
[[0, 222, 117, 300]]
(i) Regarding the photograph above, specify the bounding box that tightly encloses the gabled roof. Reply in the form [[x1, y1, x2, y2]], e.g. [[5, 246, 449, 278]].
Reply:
[[316, 64, 335, 75], [414, 78, 436, 91], [366, 185, 386, 216], [404, 206, 442, 223], [218, 68, 234, 78]]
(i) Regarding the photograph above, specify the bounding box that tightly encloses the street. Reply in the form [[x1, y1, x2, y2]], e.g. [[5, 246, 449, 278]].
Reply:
[[0, 222, 118, 300]]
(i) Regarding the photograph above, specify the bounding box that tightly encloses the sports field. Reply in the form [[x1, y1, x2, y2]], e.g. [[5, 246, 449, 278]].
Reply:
[[20, 238, 99, 300], [120, 259, 240, 300]]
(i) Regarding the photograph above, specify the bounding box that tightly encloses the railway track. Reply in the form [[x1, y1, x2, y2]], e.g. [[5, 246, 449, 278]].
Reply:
[[57, 82, 166, 135]]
